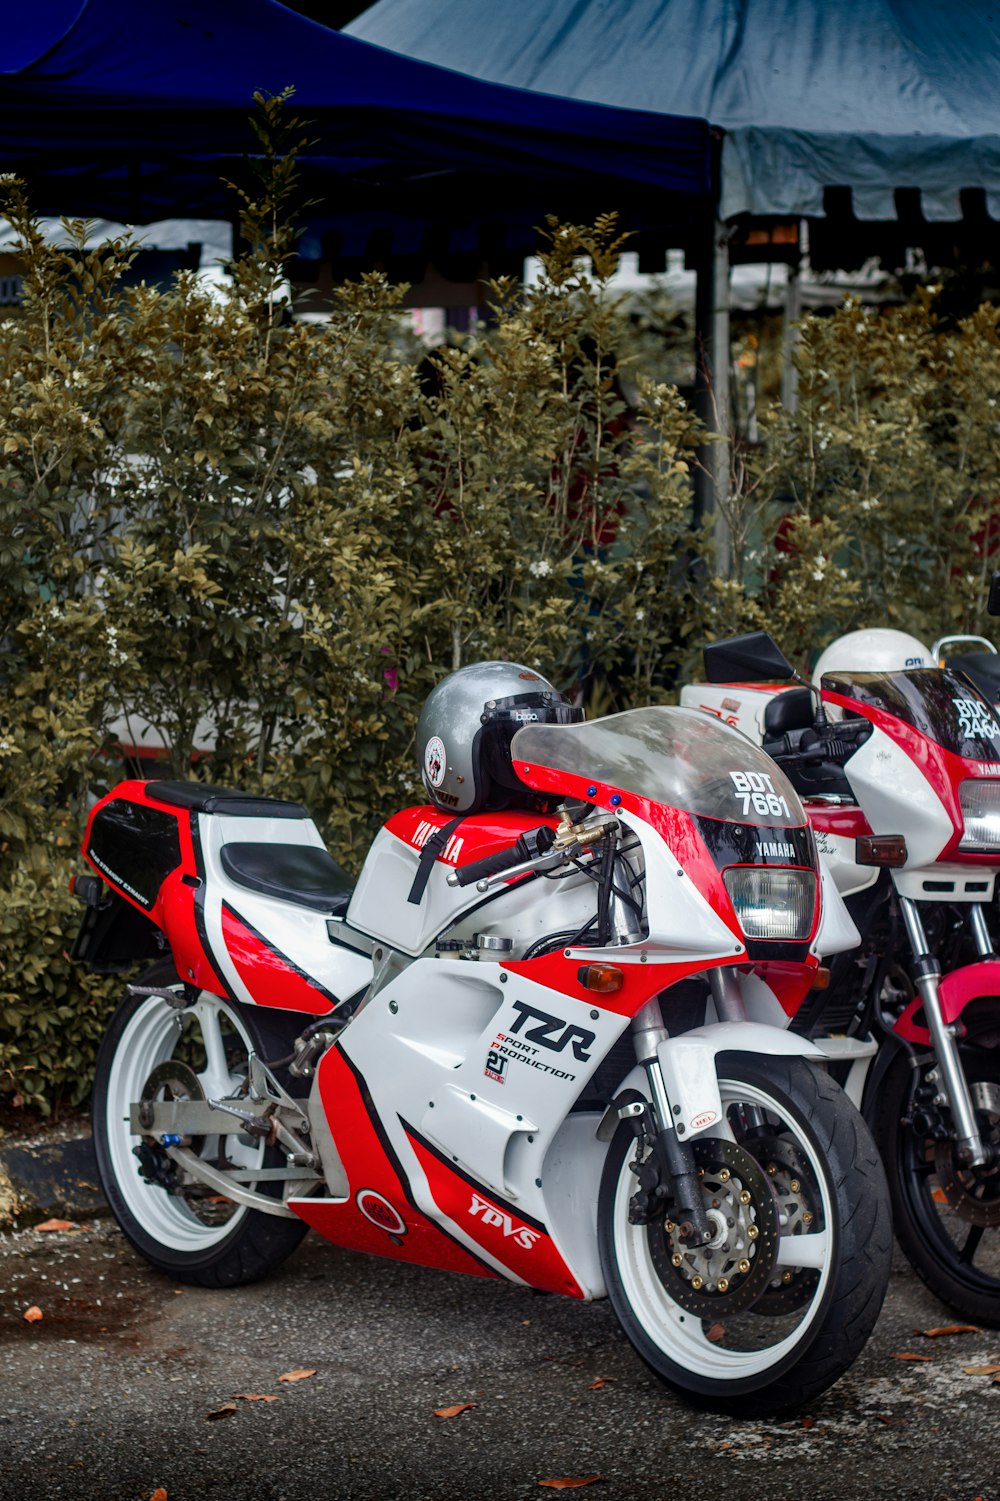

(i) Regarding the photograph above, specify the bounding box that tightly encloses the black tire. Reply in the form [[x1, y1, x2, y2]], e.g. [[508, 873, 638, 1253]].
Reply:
[[92, 960, 309, 1287], [598, 1053, 892, 1418], [875, 1013, 1000, 1326]]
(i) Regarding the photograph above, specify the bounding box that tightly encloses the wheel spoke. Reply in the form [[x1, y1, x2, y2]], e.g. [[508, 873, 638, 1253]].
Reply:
[[958, 1223, 985, 1266], [196, 1002, 236, 1096], [775, 1229, 829, 1271]]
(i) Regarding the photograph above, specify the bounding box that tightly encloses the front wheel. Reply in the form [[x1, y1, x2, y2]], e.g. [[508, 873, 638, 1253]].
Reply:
[[92, 961, 310, 1287], [598, 1054, 892, 1417], [875, 1011, 1000, 1326]]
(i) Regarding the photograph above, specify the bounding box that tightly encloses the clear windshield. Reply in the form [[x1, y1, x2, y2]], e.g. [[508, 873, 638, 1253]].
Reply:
[[822, 667, 1000, 763], [512, 705, 807, 826]]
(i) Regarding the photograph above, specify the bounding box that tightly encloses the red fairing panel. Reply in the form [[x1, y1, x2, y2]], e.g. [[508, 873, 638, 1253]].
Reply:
[[289, 1046, 498, 1279], [82, 781, 228, 998], [220, 902, 335, 1015], [404, 1125, 585, 1298], [386, 805, 561, 872]]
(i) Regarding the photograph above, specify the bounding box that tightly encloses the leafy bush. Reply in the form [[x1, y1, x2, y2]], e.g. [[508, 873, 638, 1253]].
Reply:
[[3, 100, 1000, 1114]]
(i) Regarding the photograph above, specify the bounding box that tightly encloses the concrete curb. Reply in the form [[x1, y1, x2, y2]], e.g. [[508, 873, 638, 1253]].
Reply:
[[0, 1129, 106, 1230]]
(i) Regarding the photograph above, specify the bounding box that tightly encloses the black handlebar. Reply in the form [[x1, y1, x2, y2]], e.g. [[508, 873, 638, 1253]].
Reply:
[[450, 826, 556, 888]]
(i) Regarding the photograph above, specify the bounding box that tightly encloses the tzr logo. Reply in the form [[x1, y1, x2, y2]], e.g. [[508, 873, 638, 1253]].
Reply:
[[469, 1192, 541, 1250], [508, 999, 596, 1062]]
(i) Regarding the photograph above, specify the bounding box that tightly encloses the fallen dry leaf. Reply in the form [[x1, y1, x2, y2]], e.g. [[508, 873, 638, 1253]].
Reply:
[[149, 1490, 168, 1501], [277, 1368, 316, 1384], [891, 1352, 934, 1362], [23, 1306, 43, 1323], [232, 1393, 281, 1403], [206, 1403, 238, 1422], [589, 1378, 615, 1391], [917, 1324, 980, 1338], [434, 1403, 478, 1419], [537, 1479, 602, 1491], [801, 1416, 816, 1430], [35, 1218, 77, 1233], [962, 1364, 1000, 1375], [706, 1323, 726, 1344]]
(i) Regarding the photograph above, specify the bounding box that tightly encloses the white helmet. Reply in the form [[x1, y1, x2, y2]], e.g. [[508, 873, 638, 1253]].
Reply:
[[813, 628, 932, 718], [813, 628, 932, 685]]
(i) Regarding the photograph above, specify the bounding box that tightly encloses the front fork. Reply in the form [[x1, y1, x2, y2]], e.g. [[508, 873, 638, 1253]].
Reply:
[[899, 896, 989, 1168], [629, 997, 714, 1244]]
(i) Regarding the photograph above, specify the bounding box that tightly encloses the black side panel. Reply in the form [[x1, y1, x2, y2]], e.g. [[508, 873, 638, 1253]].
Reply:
[[86, 800, 181, 910], [71, 892, 164, 973]]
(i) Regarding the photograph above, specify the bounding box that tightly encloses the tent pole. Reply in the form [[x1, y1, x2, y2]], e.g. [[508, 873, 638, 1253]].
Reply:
[[694, 218, 732, 577], [781, 243, 802, 412]]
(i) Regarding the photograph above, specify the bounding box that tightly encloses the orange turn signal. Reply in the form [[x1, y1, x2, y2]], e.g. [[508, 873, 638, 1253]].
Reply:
[[855, 834, 907, 868], [810, 967, 831, 991], [577, 964, 624, 994]]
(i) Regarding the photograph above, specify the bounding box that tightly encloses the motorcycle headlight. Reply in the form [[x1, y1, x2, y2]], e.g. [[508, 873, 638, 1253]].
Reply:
[[958, 778, 1000, 851], [723, 867, 817, 941]]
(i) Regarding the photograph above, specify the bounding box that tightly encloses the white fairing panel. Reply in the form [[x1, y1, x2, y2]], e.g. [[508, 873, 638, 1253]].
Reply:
[[678, 683, 789, 745], [339, 959, 629, 1295], [845, 726, 953, 867], [812, 859, 862, 957], [197, 812, 373, 1007]]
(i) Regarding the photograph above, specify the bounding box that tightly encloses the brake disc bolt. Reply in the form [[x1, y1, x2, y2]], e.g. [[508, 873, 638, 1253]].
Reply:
[[738, 1258, 751, 1274], [697, 1168, 705, 1179], [748, 1225, 759, 1241], [739, 1190, 752, 1205], [767, 1163, 778, 1176], [803, 1211, 814, 1225], [671, 1252, 684, 1268], [691, 1275, 704, 1290], [664, 1220, 675, 1233], [782, 1270, 793, 1284], [717, 1277, 729, 1293], [719, 1168, 731, 1182], [790, 1179, 801, 1193]]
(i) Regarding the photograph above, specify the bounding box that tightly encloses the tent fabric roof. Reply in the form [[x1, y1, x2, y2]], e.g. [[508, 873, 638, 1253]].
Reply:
[[347, 0, 1000, 223], [0, 0, 710, 236]]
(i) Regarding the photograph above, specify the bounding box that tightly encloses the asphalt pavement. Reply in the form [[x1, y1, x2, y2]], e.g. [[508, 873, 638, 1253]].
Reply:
[[1, 1209, 999, 1501]]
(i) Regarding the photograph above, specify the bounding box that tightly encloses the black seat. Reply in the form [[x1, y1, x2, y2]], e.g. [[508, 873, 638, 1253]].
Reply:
[[220, 842, 354, 914], [762, 687, 814, 737], [148, 781, 309, 819]]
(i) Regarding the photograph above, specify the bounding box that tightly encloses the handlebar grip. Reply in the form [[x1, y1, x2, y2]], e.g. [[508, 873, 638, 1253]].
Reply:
[[449, 825, 557, 888], [450, 837, 531, 888]]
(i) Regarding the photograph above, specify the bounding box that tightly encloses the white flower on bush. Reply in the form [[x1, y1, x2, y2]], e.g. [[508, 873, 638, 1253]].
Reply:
[[529, 559, 552, 578]]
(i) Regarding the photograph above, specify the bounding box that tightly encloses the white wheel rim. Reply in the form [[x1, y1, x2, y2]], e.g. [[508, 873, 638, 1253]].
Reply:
[[103, 991, 264, 1253], [611, 1076, 835, 1382]]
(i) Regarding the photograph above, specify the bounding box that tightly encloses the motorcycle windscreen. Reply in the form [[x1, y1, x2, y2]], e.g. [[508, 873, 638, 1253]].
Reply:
[[511, 704, 807, 827], [822, 667, 1000, 761]]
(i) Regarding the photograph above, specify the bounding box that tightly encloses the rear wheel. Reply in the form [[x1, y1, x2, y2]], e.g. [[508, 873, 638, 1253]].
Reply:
[[92, 961, 309, 1287], [599, 1055, 891, 1417], [875, 1012, 1000, 1326]]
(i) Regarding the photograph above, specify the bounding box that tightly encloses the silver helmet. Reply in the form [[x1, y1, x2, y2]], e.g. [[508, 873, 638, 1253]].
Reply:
[[417, 661, 582, 814]]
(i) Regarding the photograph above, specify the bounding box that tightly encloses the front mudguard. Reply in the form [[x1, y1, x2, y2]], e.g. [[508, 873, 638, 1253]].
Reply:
[[656, 1022, 825, 1141], [894, 959, 1000, 1048]]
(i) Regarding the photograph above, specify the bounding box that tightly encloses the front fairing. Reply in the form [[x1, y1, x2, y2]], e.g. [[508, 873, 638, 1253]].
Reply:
[[822, 668, 1000, 864], [512, 706, 822, 963]]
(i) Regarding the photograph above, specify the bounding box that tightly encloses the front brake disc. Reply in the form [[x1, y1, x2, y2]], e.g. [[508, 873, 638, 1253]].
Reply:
[[648, 1136, 780, 1315]]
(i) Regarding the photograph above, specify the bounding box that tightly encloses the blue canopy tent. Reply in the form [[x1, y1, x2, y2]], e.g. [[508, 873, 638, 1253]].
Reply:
[[347, 0, 1000, 243], [349, 0, 1000, 541], [0, 0, 711, 274]]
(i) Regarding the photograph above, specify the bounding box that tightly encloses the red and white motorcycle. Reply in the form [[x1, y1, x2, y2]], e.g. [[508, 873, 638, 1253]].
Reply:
[[74, 662, 890, 1416], [683, 627, 1000, 1324]]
